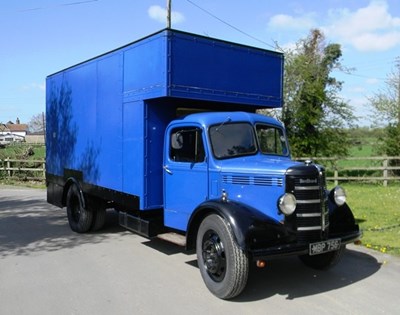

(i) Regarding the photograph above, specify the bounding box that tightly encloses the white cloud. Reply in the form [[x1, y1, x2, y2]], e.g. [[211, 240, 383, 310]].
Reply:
[[268, 13, 315, 30], [350, 96, 368, 109], [324, 1, 400, 52], [349, 86, 367, 93], [148, 5, 185, 25], [278, 41, 297, 52], [351, 31, 400, 51], [21, 83, 45, 91], [366, 78, 380, 85]]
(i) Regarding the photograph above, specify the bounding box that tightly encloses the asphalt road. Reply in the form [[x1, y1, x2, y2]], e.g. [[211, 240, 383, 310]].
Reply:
[[0, 186, 399, 315]]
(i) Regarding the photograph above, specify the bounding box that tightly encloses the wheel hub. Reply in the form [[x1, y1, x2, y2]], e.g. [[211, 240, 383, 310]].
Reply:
[[202, 231, 226, 282]]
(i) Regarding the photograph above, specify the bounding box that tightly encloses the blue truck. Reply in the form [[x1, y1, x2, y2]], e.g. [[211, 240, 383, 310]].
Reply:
[[46, 29, 361, 299]]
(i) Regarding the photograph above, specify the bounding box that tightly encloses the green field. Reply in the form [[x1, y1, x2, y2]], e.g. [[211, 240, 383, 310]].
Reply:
[[344, 183, 400, 256], [340, 131, 400, 256], [0, 143, 45, 160], [330, 134, 400, 256], [0, 144, 46, 186], [348, 137, 377, 157]]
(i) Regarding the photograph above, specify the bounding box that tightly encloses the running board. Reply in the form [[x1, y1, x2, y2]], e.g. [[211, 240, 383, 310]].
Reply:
[[119, 211, 163, 238], [157, 232, 186, 247]]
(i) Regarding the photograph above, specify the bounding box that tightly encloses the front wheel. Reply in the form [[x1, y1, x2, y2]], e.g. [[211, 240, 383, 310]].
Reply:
[[299, 245, 346, 270], [196, 214, 249, 299]]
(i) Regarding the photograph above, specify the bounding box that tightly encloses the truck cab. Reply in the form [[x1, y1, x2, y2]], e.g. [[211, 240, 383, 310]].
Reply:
[[164, 111, 290, 231], [162, 111, 360, 299]]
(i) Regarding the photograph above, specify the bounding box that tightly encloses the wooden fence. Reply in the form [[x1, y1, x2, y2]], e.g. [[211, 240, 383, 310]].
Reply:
[[0, 158, 45, 181], [1, 156, 400, 186], [296, 156, 400, 186]]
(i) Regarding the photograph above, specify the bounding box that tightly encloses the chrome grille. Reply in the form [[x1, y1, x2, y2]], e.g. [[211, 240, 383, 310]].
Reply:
[[286, 167, 329, 242]]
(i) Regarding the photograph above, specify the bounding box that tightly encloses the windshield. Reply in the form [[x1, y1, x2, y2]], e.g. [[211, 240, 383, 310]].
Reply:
[[209, 123, 257, 159], [209, 122, 289, 159], [256, 124, 288, 156]]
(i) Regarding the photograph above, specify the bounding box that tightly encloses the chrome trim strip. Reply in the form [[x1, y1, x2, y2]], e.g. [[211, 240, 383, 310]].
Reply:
[[296, 199, 321, 204], [295, 186, 320, 191], [297, 213, 321, 218], [298, 226, 321, 231]]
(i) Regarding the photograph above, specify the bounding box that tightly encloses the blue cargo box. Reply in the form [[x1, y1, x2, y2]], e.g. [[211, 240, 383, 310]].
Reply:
[[46, 29, 283, 210], [123, 29, 283, 106]]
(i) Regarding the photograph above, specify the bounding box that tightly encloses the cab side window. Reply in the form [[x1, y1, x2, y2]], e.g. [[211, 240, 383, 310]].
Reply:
[[170, 127, 205, 163]]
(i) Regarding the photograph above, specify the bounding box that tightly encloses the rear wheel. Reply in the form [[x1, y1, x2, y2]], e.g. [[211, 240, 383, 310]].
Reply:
[[87, 197, 107, 231], [299, 246, 345, 270], [196, 214, 249, 299], [66, 184, 93, 233]]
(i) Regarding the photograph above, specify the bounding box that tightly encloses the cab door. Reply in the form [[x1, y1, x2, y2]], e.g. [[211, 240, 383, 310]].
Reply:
[[163, 125, 208, 231]]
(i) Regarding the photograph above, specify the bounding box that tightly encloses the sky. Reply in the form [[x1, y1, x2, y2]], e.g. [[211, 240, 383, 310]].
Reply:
[[1, 0, 399, 127]]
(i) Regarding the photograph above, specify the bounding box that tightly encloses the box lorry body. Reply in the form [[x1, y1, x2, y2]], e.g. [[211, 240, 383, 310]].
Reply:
[[46, 29, 361, 299]]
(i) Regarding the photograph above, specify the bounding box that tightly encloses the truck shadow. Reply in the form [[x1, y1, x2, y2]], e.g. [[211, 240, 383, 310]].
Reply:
[[236, 247, 381, 301], [141, 237, 381, 302], [0, 193, 125, 258]]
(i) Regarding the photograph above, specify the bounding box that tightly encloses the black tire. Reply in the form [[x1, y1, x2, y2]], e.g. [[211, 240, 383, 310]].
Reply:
[[89, 198, 107, 232], [66, 184, 93, 233], [196, 214, 249, 299], [299, 245, 346, 270]]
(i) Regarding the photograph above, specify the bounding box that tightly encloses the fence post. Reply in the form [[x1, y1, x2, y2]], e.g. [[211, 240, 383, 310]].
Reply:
[[6, 158, 11, 178], [42, 161, 46, 180], [334, 169, 338, 186], [333, 159, 338, 186], [383, 157, 388, 187]]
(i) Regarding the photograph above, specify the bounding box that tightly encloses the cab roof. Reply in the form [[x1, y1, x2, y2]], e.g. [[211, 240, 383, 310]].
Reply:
[[174, 111, 284, 129]]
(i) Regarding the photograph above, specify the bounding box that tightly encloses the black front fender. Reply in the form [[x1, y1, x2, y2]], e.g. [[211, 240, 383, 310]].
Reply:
[[186, 199, 291, 251], [328, 199, 360, 235]]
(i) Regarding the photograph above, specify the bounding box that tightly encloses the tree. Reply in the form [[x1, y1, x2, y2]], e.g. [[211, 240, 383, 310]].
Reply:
[[369, 58, 400, 174], [369, 58, 400, 127], [28, 113, 46, 134], [281, 29, 355, 158]]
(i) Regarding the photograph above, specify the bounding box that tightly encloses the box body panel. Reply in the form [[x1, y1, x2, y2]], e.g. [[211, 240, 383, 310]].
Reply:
[[46, 29, 283, 210], [168, 31, 283, 106]]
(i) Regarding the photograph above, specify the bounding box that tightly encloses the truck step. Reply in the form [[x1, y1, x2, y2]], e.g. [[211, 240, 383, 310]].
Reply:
[[157, 232, 186, 247], [119, 211, 163, 238]]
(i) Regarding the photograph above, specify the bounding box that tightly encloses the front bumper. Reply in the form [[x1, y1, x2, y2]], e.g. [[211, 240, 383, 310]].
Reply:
[[249, 230, 362, 261]]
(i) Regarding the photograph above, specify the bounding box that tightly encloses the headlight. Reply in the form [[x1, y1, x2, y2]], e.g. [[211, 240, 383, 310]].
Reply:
[[332, 186, 346, 206], [278, 193, 296, 215]]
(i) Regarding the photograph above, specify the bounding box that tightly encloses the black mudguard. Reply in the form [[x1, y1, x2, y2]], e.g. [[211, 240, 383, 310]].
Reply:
[[328, 199, 360, 236], [186, 199, 292, 251]]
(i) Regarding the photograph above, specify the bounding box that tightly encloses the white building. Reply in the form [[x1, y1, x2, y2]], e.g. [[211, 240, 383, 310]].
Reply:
[[0, 120, 28, 145]]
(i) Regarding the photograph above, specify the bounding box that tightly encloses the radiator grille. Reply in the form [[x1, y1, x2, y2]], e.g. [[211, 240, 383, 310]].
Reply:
[[286, 167, 329, 242]]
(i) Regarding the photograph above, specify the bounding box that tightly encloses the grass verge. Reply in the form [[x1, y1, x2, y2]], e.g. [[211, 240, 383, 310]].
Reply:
[[0, 144, 45, 160], [344, 183, 400, 256]]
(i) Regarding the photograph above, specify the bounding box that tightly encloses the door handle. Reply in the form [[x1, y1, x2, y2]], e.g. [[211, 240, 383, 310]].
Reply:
[[163, 165, 173, 175]]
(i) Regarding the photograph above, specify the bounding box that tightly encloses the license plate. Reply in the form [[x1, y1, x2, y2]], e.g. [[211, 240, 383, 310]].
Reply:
[[309, 239, 341, 256]]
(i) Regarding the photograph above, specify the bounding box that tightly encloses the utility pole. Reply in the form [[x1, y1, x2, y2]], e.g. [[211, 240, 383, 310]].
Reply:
[[167, 0, 171, 29], [42, 112, 46, 143], [396, 57, 400, 127]]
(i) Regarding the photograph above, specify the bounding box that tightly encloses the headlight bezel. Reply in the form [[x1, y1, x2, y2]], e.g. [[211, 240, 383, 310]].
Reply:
[[278, 193, 297, 216], [331, 186, 347, 206]]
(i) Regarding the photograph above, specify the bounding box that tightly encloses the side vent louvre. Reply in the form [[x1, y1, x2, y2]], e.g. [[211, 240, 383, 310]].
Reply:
[[232, 176, 250, 185], [222, 175, 283, 187], [254, 177, 283, 186]]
